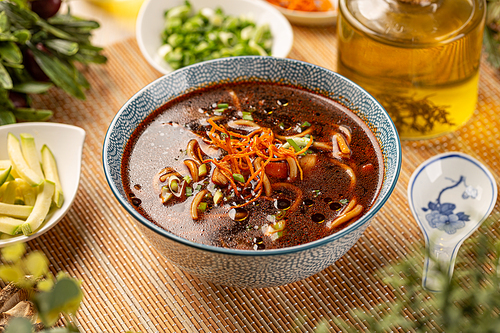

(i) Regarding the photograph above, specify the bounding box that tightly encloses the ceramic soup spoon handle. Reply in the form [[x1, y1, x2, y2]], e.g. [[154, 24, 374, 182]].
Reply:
[[408, 152, 497, 292]]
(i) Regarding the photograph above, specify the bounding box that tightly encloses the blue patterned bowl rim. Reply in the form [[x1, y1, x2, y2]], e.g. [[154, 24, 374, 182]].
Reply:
[[103, 56, 402, 257]]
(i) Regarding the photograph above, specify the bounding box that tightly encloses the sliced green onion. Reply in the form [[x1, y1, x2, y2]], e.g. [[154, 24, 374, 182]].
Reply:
[[183, 175, 192, 184], [195, 184, 203, 191], [233, 173, 245, 183], [198, 202, 207, 212], [217, 103, 229, 109], [312, 189, 321, 197], [286, 138, 302, 153], [242, 112, 254, 121], [214, 108, 226, 114], [339, 199, 349, 205], [301, 121, 311, 128], [185, 186, 193, 197]]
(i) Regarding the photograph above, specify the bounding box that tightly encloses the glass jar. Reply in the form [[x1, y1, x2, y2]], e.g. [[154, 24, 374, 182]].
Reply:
[[337, 0, 486, 140]]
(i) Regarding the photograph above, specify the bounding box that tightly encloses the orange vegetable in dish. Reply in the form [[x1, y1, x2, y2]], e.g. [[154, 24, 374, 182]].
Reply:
[[267, 0, 334, 12]]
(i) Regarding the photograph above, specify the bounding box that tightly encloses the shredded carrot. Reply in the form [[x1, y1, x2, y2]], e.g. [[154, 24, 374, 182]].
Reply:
[[202, 118, 308, 208], [266, 0, 334, 12]]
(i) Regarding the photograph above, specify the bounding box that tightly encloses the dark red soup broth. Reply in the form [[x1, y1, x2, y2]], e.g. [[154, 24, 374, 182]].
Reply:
[[122, 82, 384, 250]]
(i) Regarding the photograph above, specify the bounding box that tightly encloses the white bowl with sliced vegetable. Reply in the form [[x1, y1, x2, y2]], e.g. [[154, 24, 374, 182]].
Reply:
[[0, 123, 85, 246], [137, 0, 294, 74]]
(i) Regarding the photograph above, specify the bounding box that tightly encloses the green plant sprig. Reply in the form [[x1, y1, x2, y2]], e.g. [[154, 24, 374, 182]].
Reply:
[[485, 0, 500, 68], [333, 217, 500, 333], [0, 0, 106, 125], [0, 242, 83, 332]]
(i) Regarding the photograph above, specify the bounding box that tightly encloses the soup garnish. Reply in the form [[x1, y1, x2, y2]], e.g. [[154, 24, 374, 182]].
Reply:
[[122, 82, 383, 250]]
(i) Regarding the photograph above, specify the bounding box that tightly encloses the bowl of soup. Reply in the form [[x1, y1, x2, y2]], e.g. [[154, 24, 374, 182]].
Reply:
[[103, 57, 401, 288]]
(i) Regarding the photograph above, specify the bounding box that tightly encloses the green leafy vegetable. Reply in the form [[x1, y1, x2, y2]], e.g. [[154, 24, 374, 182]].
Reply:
[[0, 1, 106, 125]]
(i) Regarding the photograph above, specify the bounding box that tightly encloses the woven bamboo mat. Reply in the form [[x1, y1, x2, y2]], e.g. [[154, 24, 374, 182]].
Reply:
[[23, 25, 500, 332]]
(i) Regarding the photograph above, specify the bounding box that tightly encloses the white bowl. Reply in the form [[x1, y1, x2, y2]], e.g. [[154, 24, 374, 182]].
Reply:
[[270, 0, 337, 26], [0, 123, 85, 246], [136, 0, 294, 75]]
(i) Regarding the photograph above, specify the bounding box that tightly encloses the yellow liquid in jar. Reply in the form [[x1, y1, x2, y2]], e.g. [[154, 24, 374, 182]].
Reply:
[[337, 0, 486, 140]]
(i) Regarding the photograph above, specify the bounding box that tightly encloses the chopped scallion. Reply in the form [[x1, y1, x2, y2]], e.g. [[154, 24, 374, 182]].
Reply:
[[301, 121, 311, 128], [339, 199, 349, 205], [233, 173, 245, 183], [242, 112, 254, 121], [214, 108, 226, 113], [186, 187, 193, 196], [198, 202, 207, 212], [183, 175, 192, 184], [195, 184, 203, 191], [217, 103, 229, 109], [286, 138, 302, 153]]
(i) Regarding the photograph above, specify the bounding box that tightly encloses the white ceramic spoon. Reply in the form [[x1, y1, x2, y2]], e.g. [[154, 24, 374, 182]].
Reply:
[[408, 152, 498, 292]]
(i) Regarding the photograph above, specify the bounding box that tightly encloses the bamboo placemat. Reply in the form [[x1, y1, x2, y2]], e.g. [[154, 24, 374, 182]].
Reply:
[[22, 25, 500, 332]]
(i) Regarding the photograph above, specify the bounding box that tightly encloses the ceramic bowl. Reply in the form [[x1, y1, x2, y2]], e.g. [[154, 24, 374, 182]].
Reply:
[[136, 0, 293, 75], [0, 123, 85, 246], [103, 57, 401, 288], [269, 0, 337, 26]]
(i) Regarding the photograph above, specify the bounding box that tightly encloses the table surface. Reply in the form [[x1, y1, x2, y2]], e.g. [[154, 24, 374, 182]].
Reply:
[[15, 2, 500, 332]]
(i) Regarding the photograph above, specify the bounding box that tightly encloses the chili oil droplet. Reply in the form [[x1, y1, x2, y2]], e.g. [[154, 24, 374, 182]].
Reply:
[[330, 202, 342, 211], [312, 213, 325, 223]]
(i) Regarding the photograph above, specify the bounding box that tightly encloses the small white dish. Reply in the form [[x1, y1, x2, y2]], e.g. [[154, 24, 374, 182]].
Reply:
[[0, 123, 85, 247], [408, 152, 498, 292], [136, 0, 294, 75], [269, 0, 337, 26]]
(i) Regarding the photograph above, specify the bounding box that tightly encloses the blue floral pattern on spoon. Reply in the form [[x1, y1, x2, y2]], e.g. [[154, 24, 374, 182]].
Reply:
[[422, 176, 477, 234]]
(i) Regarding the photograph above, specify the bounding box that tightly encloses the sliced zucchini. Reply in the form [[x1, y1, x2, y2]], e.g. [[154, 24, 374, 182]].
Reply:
[[0, 216, 23, 235], [41, 145, 64, 208], [7, 133, 43, 187], [0, 202, 33, 219], [21, 180, 55, 235], [20, 133, 44, 179]]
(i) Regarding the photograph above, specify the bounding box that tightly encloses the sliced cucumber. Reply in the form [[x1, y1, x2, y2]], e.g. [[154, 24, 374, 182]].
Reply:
[[21, 180, 55, 235], [0, 160, 11, 170], [20, 133, 44, 179], [41, 145, 64, 208], [0, 216, 23, 235], [0, 202, 33, 219], [2, 180, 17, 204], [7, 133, 43, 187], [0, 166, 12, 187]]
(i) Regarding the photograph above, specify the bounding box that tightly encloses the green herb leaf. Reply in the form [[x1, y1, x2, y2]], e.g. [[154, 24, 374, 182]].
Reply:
[[45, 39, 79, 56], [0, 2, 38, 28], [484, 26, 500, 68], [12, 29, 31, 44], [12, 81, 53, 94], [1, 242, 25, 261], [29, 45, 85, 99], [34, 277, 84, 326], [0, 111, 16, 125], [14, 108, 53, 122], [0, 41, 22, 63], [0, 62, 13, 89], [339, 199, 349, 205], [24, 251, 49, 277], [4, 317, 32, 333], [0, 11, 9, 33]]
